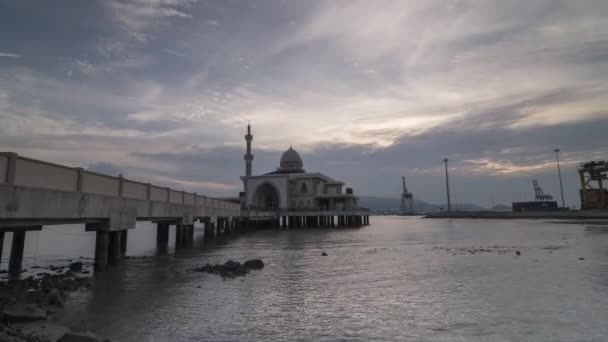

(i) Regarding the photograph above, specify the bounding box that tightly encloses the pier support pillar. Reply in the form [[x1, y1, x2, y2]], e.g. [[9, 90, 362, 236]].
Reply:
[[175, 225, 184, 248], [188, 225, 195, 242], [8, 231, 26, 277], [108, 231, 121, 265], [94, 230, 109, 271], [120, 230, 128, 256], [156, 223, 169, 253], [0, 232, 4, 266], [205, 222, 216, 239]]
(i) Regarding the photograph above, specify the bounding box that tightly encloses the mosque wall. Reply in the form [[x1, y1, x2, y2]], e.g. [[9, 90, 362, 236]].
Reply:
[[246, 176, 289, 209]]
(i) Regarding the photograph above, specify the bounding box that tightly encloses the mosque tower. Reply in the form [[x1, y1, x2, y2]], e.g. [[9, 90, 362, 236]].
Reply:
[[244, 123, 254, 176]]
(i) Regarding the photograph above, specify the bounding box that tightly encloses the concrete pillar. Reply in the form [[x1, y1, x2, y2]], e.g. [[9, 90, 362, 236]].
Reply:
[[120, 230, 128, 256], [94, 230, 109, 271], [175, 225, 184, 248], [9, 231, 26, 277], [205, 222, 216, 239], [218, 220, 224, 235], [108, 231, 121, 265], [188, 225, 195, 242], [156, 223, 169, 252], [0, 232, 4, 267]]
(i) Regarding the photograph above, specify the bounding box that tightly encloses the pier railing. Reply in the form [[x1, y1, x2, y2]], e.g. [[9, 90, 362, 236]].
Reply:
[[0, 152, 239, 212]]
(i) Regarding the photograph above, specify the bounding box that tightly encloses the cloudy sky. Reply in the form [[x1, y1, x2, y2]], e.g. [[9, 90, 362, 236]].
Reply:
[[1, 0, 607, 207]]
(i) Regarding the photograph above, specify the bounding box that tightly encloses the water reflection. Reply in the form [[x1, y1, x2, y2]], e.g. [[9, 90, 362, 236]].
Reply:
[[4, 217, 608, 341]]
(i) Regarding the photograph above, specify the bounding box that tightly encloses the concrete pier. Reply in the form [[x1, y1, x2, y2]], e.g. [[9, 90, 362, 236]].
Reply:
[[156, 223, 169, 252], [175, 225, 184, 248], [9, 231, 26, 277], [0, 232, 4, 266], [120, 230, 128, 256], [204, 222, 216, 239], [186, 225, 194, 244], [108, 231, 122, 265], [94, 231, 109, 271]]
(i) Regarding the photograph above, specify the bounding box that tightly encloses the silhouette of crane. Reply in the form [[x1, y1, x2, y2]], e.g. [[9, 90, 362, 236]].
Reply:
[[533, 180, 553, 201], [401, 177, 414, 215]]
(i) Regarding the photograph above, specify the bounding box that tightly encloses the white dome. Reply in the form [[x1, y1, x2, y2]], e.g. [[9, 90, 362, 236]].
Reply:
[[279, 147, 304, 171]]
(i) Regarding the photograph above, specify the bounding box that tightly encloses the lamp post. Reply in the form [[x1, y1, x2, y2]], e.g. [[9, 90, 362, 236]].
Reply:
[[554, 149, 565, 208], [443, 158, 451, 212]]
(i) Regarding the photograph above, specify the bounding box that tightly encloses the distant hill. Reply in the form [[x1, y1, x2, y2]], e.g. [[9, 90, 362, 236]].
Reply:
[[358, 196, 500, 213], [490, 204, 512, 212]]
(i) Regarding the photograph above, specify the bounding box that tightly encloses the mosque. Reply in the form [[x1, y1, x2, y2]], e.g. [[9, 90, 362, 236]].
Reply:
[[240, 124, 360, 212]]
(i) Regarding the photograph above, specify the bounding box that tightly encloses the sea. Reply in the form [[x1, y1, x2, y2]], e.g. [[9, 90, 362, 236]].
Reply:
[[2, 216, 608, 341]]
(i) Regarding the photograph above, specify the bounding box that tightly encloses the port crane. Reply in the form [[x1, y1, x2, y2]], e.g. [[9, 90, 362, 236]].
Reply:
[[533, 180, 553, 201], [401, 177, 414, 215]]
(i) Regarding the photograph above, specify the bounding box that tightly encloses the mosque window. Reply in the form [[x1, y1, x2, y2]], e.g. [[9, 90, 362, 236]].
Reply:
[[301, 183, 308, 193]]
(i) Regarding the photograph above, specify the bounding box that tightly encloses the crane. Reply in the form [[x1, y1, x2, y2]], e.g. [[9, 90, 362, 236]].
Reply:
[[401, 177, 414, 215], [533, 180, 553, 202]]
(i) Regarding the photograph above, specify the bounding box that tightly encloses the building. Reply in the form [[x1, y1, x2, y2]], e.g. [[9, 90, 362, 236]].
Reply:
[[512, 201, 559, 212], [240, 124, 359, 212], [579, 161, 608, 210]]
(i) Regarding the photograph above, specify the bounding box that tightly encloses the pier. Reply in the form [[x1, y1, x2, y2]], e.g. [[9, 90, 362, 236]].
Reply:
[[0, 152, 370, 277]]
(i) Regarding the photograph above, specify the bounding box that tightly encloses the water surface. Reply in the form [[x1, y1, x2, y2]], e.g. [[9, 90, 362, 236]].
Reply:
[[3, 217, 608, 341]]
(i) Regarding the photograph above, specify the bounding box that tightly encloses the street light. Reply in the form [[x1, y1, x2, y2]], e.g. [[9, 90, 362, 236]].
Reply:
[[443, 158, 451, 212], [554, 149, 565, 208]]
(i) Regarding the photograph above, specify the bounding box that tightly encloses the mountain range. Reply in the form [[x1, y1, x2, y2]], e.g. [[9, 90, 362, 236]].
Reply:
[[358, 196, 511, 214]]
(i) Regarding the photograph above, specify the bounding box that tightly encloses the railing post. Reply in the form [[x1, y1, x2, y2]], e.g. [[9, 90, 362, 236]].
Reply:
[[146, 183, 151, 200], [5, 152, 18, 185], [166, 187, 171, 202], [75, 167, 84, 192], [118, 175, 124, 197]]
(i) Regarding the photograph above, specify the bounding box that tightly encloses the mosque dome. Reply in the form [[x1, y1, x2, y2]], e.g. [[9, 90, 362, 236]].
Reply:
[[279, 146, 304, 172]]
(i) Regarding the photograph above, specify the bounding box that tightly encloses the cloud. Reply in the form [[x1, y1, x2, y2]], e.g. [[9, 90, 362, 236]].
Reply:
[[0, 52, 21, 58], [1, 0, 608, 206]]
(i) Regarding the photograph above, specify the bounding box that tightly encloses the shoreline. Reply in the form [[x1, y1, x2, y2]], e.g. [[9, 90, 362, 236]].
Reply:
[[422, 210, 608, 220], [0, 261, 108, 342]]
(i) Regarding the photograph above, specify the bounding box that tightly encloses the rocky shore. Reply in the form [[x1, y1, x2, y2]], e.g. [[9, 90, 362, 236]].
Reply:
[[0, 262, 106, 342]]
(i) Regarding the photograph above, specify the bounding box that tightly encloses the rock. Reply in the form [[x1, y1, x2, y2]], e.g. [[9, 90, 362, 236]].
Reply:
[[58, 331, 100, 342], [48, 289, 64, 307], [579, 257, 585, 260], [223, 260, 241, 271], [68, 262, 83, 273], [515, 251, 521, 256], [244, 259, 264, 270], [321, 251, 328, 256], [2, 304, 47, 322]]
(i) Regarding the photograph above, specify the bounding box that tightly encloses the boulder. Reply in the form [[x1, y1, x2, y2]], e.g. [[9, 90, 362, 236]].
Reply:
[[223, 261, 241, 271], [48, 289, 65, 307], [2, 304, 47, 322], [58, 331, 100, 342], [321, 251, 328, 256], [68, 262, 83, 272], [244, 259, 264, 270]]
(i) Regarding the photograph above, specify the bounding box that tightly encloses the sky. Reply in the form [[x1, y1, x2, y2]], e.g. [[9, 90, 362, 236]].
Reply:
[[1, 0, 607, 208]]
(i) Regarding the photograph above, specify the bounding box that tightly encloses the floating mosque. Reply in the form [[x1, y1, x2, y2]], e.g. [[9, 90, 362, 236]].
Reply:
[[240, 124, 362, 214]]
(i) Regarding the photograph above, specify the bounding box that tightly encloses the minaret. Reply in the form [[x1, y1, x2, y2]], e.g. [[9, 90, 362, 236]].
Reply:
[[244, 123, 253, 176]]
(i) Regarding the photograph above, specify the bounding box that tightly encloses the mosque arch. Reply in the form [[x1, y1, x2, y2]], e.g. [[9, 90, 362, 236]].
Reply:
[[300, 182, 308, 193], [252, 182, 280, 210]]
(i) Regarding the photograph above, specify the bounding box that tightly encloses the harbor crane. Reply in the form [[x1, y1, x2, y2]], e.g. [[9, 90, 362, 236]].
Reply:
[[401, 177, 414, 215], [533, 180, 553, 201]]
